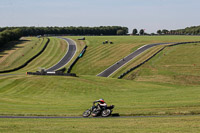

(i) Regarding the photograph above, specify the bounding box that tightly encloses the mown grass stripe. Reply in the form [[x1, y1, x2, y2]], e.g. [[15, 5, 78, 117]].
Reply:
[[0, 38, 50, 73]]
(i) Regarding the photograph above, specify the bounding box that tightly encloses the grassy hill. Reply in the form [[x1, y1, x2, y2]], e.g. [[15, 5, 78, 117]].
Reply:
[[125, 42, 200, 85], [0, 37, 70, 73], [20, 37, 68, 72], [0, 73, 200, 132], [68, 36, 200, 76], [0, 37, 45, 71], [1, 35, 200, 132], [0, 74, 200, 117]]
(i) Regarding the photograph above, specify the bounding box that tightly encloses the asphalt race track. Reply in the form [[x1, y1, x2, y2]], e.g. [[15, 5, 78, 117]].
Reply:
[[46, 38, 77, 72], [97, 42, 171, 77]]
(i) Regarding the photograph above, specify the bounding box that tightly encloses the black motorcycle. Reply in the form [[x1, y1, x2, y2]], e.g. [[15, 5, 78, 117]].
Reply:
[[83, 104, 115, 117]]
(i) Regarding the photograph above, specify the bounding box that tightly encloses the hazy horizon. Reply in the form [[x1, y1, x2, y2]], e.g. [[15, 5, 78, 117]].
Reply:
[[1, 0, 200, 33]]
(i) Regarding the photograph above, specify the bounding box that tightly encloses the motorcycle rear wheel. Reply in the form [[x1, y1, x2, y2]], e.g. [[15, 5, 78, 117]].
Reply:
[[101, 109, 111, 117]]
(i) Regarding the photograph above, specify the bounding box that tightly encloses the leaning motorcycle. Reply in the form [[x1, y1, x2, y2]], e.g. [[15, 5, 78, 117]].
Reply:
[[83, 104, 114, 117]]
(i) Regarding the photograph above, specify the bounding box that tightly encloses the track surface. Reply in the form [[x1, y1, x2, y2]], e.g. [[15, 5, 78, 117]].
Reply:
[[0, 115, 199, 119], [97, 42, 170, 77], [46, 38, 77, 72]]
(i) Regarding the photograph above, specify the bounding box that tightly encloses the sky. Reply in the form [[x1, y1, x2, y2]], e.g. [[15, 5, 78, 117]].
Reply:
[[0, 0, 200, 33]]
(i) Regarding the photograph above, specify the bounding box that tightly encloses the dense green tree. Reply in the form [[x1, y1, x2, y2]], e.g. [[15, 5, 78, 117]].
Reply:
[[132, 29, 138, 35], [139, 29, 144, 35], [162, 29, 169, 34], [157, 30, 162, 35], [0, 28, 22, 48]]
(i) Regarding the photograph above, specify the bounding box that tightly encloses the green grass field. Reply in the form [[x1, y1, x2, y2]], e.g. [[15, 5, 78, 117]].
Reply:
[[0, 74, 200, 116], [111, 45, 166, 78], [1, 116, 200, 133], [1, 35, 200, 132], [0, 37, 70, 73], [0, 37, 45, 71], [68, 36, 200, 76], [125, 43, 200, 85]]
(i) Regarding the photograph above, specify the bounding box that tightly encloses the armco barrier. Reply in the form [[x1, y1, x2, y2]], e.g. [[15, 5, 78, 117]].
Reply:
[[27, 71, 77, 77], [67, 45, 87, 73], [0, 38, 50, 73], [118, 41, 200, 79]]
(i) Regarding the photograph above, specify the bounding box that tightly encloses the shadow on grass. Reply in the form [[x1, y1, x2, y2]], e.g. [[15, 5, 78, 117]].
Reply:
[[112, 113, 120, 117], [0, 40, 29, 55]]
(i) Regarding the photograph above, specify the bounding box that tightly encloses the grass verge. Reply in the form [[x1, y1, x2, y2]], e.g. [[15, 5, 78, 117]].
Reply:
[[66, 36, 200, 76], [0, 116, 200, 133], [1, 37, 69, 74], [125, 42, 200, 85], [0, 75, 200, 116], [0, 37, 45, 71]]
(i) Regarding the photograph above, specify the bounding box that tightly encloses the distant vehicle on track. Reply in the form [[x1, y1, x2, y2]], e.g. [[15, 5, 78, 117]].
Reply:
[[78, 37, 85, 40]]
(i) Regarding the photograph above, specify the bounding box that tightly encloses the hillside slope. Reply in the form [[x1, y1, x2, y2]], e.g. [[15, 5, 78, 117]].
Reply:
[[125, 42, 200, 85], [0, 75, 200, 116], [68, 36, 200, 76], [0, 36, 200, 117], [0, 37, 45, 71], [0, 37, 69, 73]]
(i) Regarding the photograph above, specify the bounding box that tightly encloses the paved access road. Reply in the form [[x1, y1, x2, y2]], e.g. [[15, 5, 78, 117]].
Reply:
[[97, 42, 170, 77], [46, 38, 77, 72]]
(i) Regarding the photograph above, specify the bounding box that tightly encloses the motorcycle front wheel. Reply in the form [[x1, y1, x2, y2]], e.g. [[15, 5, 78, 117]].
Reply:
[[83, 109, 91, 117]]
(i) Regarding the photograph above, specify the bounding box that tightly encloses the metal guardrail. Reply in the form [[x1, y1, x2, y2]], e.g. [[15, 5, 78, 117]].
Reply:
[[67, 45, 88, 73], [27, 71, 77, 77]]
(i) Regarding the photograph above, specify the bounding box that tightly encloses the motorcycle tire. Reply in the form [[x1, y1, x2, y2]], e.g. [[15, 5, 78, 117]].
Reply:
[[91, 109, 100, 117], [83, 109, 91, 117], [101, 109, 111, 117]]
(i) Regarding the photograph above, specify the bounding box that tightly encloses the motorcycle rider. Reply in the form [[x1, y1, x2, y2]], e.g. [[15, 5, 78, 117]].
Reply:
[[93, 98, 107, 111]]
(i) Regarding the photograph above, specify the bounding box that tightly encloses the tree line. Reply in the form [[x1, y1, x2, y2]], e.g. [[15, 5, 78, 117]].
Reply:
[[132, 25, 200, 35], [170, 25, 200, 35], [156, 26, 200, 35], [132, 28, 170, 35], [0, 28, 22, 48], [0, 26, 128, 36], [0, 26, 128, 48]]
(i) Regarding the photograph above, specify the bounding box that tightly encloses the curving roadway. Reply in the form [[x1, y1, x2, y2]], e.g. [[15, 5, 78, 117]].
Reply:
[[97, 42, 171, 77], [46, 38, 77, 72]]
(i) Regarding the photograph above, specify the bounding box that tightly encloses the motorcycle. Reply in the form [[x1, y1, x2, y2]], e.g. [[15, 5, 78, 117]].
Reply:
[[83, 104, 115, 117]]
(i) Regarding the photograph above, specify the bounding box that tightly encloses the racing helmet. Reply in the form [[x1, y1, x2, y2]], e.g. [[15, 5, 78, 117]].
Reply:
[[99, 98, 105, 103]]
